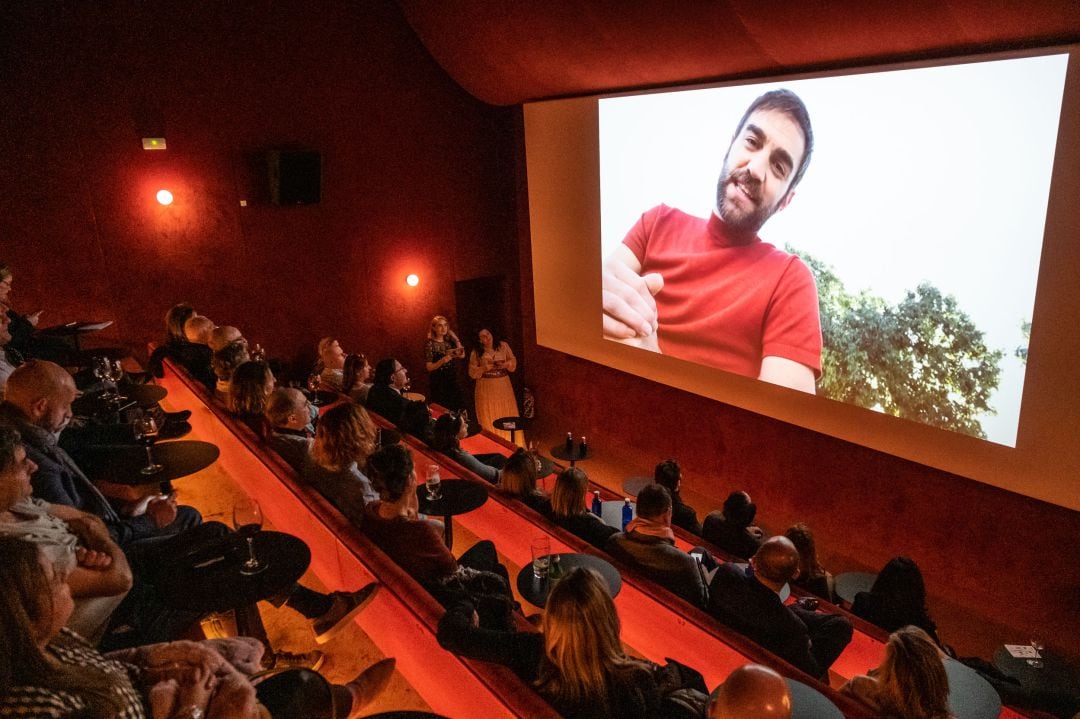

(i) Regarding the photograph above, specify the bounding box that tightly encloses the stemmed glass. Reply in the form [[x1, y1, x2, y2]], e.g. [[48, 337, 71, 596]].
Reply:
[[132, 415, 163, 475], [307, 373, 323, 406], [1027, 638, 1045, 669], [92, 357, 114, 403], [425, 463, 442, 500], [233, 498, 266, 575], [108, 360, 127, 402]]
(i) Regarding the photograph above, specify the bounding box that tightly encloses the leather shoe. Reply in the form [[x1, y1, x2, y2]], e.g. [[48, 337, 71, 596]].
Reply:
[[313, 583, 381, 644]]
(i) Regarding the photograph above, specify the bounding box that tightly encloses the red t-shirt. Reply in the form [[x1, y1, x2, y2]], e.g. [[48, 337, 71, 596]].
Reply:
[[622, 205, 821, 378], [361, 504, 458, 584]]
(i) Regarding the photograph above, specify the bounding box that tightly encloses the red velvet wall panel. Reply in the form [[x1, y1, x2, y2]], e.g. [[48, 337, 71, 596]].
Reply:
[[0, 0, 518, 390]]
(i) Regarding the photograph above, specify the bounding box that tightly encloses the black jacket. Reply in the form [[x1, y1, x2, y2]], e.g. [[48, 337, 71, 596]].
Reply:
[[701, 511, 763, 560], [605, 529, 708, 607]]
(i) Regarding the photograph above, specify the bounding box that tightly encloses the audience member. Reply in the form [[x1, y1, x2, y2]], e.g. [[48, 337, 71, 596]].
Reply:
[[654, 459, 702, 534], [0, 426, 133, 641], [840, 626, 954, 719], [305, 402, 379, 517], [184, 314, 215, 345], [0, 535, 395, 719], [784, 523, 832, 601], [366, 358, 411, 425], [606, 484, 711, 607], [549, 467, 618, 549], [438, 566, 708, 717], [208, 325, 244, 352], [498, 447, 551, 515], [397, 398, 435, 445], [0, 360, 201, 545], [342, 352, 373, 404], [212, 339, 250, 399], [0, 261, 41, 358], [708, 536, 852, 680], [709, 664, 792, 719], [179, 315, 218, 390], [362, 444, 513, 624], [0, 306, 20, 395], [228, 360, 275, 436], [701, 490, 765, 560], [317, 337, 347, 392], [148, 303, 198, 377], [852, 556, 943, 647], [431, 411, 500, 484], [265, 388, 315, 471]]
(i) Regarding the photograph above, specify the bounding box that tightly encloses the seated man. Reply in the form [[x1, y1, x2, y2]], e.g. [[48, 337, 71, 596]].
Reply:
[[707, 536, 852, 680], [208, 324, 245, 352], [365, 358, 412, 425], [0, 360, 201, 546], [0, 424, 133, 642], [169, 314, 217, 391], [212, 339, 250, 399], [702, 490, 765, 560], [264, 387, 316, 471], [654, 459, 702, 535], [0, 304, 22, 395], [709, 664, 792, 719], [605, 484, 711, 607], [317, 336, 347, 392]]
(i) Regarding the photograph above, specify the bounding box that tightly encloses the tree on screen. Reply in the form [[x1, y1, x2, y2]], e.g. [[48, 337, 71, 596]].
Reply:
[[1015, 320, 1031, 365], [792, 248, 1004, 439]]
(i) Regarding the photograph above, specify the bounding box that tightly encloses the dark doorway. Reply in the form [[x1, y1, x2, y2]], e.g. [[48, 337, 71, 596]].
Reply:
[[454, 274, 510, 416]]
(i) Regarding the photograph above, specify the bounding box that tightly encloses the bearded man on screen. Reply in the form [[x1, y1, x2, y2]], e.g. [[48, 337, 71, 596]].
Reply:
[[602, 89, 821, 393]]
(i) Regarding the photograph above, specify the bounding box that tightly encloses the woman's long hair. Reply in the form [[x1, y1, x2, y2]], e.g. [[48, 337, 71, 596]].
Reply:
[[537, 567, 647, 711], [311, 402, 377, 470], [870, 557, 930, 620], [228, 360, 273, 415], [785, 523, 825, 581], [500, 448, 538, 497], [164, 303, 195, 343], [873, 626, 952, 719], [0, 537, 120, 718], [342, 353, 368, 394], [431, 412, 463, 453], [550, 467, 589, 518]]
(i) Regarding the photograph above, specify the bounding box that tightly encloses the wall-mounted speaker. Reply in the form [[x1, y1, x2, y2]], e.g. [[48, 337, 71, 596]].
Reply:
[[267, 150, 321, 205]]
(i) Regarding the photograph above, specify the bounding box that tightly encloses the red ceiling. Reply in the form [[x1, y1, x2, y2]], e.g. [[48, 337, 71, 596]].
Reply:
[[397, 0, 1080, 105]]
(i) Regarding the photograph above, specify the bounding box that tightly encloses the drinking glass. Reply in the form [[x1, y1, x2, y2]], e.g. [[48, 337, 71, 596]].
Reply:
[[92, 357, 113, 402], [307, 373, 323, 406], [108, 360, 127, 401], [530, 537, 551, 580], [425, 463, 442, 500], [132, 415, 163, 475], [1027, 638, 1045, 669], [233, 498, 266, 575]]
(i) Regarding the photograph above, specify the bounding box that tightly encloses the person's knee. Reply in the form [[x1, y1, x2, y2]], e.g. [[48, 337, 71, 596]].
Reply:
[[175, 505, 203, 530]]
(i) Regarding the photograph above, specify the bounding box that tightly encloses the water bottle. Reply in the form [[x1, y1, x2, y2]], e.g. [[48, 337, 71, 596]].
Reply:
[[565, 432, 573, 453], [579, 435, 587, 458], [622, 498, 633, 530], [591, 490, 602, 516], [548, 553, 564, 583]]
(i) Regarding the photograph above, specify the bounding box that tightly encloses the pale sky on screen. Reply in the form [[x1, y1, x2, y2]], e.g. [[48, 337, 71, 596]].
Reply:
[[599, 53, 1069, 446]]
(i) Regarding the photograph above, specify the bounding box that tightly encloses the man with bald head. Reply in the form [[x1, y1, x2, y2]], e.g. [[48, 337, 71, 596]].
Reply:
[[0, 360, 202, 545], [209, 325, 244, 352], [710, 664, 791, 719], [171, 314, 217, 390], [707, 535, 852, 679]]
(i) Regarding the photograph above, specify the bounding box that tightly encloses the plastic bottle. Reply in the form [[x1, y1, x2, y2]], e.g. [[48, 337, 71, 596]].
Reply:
[[622, 498, 633, 530], [591, 490, 602, 516], [579, 435, 588, 457], [565, 432, 573, 453]]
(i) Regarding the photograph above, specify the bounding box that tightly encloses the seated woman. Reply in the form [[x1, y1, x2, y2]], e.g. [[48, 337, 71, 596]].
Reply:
[[498, 447, 551, 516], [0, 535, 394, 719], [840, 626, 954, 719], [701, 490, 765, 560], [304, 402, 379, 518], [316, 337, 347, 393], [362, 445, 514, 626], [852, 556, 943, 647], [148, 302, 197, 377], [550, 467, 618, 549], [342, 352, 373, 404], [438, 566, 706, 718], [784, 523, 833, 601], [211, 339, 250, 400], [227, 360, 275, 436], [431, 411, 501, 484]]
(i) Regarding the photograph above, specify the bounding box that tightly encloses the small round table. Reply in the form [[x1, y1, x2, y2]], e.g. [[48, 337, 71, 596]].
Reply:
[[600, 499, 635, 530], [516, 553, 622, 608], [622, 476, 653, 497], [832, 571, 876, 605], [944, 657, 1002, 719], [550, 443, 591, 468], [492, 416, 527, 445], [403, 392, 426, 403], [364, 712, 450, 719], [78, 439, 220, 494], [993, 646, 1080, 716], [416, 478, 488, 550], [710, 676, 843, 719], [125, 383, 168, 408]]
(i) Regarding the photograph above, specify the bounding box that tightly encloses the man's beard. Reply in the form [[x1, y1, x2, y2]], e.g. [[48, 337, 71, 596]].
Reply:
[[715, 163, 780, 237]]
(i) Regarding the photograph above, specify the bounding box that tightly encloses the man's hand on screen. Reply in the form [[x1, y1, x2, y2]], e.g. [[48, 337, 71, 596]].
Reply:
[[602, 259, 664, 341]]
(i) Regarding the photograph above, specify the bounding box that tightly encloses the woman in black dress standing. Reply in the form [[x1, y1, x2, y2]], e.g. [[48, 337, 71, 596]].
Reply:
[[424, 315, 465, 410]]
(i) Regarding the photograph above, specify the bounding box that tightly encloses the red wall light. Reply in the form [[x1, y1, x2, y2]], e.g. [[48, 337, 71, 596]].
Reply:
[[156, 189, 174, 205], [406, 273, 419, 287]]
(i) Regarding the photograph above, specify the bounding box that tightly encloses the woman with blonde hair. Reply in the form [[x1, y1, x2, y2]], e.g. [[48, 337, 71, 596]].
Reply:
[[424, 315, 465, 410], [550, 467, 617, 549], [304, 402, 379, 519], [841, 625, 954, 718], [438, 566, 688, 717], [499, 447, 551, 515]]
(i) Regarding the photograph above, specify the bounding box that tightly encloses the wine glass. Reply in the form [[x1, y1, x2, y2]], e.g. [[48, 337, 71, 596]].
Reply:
[[307, 373, 323, 406], [425, 463, 442, 500], [250, 343, 266, 362], [132, 415, 163, 475], [1027, 638, 1045, 669], [92, 357, 113, 402], [109, 359, 127, 402], [233, 498, 266, 575]]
